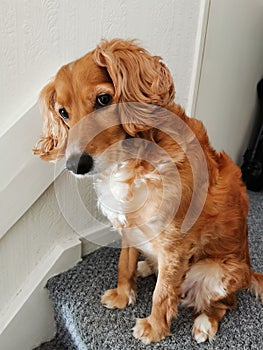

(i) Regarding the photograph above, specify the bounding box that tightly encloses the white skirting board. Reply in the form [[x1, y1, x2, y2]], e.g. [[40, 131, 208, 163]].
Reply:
[[0, 237, 81, 350]]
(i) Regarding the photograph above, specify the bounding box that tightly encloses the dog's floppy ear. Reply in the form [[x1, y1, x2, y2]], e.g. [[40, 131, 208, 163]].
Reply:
[[93, 39, 175, 136], [33, 81, 68, 161]]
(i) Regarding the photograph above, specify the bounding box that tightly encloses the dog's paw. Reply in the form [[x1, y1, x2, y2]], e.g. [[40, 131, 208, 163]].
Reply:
[[133, 317, 170, 344], [192, 313, 217, 343], [101, 288, 136, 309], [137, 261, 154, 278]]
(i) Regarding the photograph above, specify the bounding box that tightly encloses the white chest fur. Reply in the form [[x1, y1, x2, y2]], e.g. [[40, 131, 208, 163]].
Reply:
[[93, 160, 165, 265], [94, 160, 162, 229], [93, 150, 179, 270]]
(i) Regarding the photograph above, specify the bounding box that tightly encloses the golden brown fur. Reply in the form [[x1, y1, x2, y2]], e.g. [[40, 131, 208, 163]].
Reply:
[[34, 39, 263, 344]]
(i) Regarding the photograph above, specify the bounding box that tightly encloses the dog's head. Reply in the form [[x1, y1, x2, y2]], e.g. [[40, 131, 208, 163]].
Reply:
[[33, 39, 175, 174]]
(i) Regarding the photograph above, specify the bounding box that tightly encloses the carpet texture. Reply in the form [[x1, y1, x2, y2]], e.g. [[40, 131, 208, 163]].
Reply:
[[36, 191, 263, 350]]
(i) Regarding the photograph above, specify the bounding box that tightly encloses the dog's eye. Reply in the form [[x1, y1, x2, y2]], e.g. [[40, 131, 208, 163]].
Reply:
[[95, 94, 112, 108], [59, 108, 69, 120]]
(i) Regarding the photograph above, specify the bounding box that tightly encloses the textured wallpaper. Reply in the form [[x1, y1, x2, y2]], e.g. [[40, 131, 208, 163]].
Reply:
[[0, 0, 200, 132]]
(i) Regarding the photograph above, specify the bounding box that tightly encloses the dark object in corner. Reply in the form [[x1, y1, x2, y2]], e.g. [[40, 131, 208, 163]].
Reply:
[[242, 79, 263, 192]]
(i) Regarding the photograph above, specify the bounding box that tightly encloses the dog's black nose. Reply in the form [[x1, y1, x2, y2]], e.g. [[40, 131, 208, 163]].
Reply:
[[66, 152, 93, 175]]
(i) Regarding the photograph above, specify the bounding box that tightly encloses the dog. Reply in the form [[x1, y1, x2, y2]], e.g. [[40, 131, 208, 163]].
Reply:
[[34, 39, 263, 344]]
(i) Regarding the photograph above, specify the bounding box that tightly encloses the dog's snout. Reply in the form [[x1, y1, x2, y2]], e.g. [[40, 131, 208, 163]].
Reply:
[[66, 152, 93, 175]]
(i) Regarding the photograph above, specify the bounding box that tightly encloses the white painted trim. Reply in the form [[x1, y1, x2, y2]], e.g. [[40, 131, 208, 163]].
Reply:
[[186, 0, 211, 117], [0, 102, 64, 239], [0, 237, 81, 350]]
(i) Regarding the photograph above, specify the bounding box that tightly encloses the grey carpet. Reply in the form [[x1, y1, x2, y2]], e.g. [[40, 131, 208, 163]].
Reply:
[[36, 191, 263, 350]]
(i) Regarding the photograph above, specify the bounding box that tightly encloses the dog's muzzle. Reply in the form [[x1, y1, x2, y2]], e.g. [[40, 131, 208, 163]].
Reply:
[[66, 152, 94, 175]]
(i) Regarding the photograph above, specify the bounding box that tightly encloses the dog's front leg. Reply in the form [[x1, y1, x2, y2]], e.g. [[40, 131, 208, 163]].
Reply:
[[101, 244, 140, 309], [133, 255, 183, 344]]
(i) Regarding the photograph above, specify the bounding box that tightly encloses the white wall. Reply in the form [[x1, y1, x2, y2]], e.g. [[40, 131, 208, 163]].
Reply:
[[1, 0, 200, 133], [194, 0, 263, 163], [0, 1, 203, 348]]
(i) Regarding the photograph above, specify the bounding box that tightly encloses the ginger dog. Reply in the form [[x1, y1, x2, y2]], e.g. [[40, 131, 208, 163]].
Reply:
[[34, 39, 263, 344]]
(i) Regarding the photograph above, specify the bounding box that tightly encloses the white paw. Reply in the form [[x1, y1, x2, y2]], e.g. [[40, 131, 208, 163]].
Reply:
[[137, 261, 154, 278], [192, 313, 217, 343]]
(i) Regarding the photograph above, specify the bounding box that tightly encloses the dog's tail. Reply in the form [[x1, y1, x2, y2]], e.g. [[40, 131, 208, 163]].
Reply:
[[250, 272, 263, 302]]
